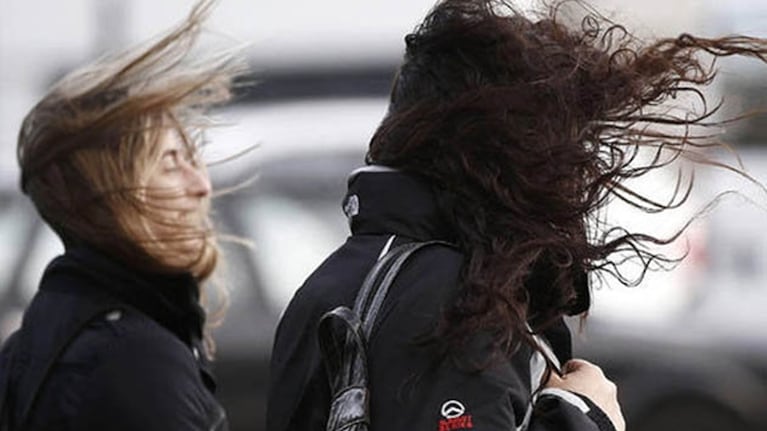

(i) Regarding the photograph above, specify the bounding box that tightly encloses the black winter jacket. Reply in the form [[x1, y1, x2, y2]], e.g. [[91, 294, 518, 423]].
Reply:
[[0, 246, 227, 431], [267, 167, 615, 431]]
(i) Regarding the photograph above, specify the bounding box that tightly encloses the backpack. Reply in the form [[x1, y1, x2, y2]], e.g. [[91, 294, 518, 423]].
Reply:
[[317, 240, 447, 431]]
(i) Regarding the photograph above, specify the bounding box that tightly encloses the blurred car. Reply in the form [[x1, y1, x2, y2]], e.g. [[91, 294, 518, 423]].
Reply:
[[2, 71, 767, 431]]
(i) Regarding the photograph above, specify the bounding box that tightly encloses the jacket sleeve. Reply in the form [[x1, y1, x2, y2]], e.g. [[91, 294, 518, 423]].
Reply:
[[390, 350, 615, 431], [530, 389, 616, 431], [69, 319, 227, 431]]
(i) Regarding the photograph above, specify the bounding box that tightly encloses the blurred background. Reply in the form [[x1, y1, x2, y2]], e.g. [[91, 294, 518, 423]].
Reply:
[[2, 1, 767, 430]]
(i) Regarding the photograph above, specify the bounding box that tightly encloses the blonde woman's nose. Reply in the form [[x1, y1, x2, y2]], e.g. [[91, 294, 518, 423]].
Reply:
[[186, 164, 212, 197]]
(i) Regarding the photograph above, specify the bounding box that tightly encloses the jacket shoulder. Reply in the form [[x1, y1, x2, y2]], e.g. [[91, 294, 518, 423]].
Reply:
[[60, 305, 189, 365], [376, 242, 465, 324], [13, 290, 209, 429], [38, 305, 217, 431]]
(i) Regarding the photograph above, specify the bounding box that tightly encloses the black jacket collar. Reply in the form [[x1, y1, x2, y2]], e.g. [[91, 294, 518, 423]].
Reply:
[[40, 246, 205, 346], [342, 166, 455, 242]]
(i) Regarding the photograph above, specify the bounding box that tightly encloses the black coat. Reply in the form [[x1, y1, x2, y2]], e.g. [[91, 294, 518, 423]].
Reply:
[[267, 168, 614, 431], [0, 247, 227, 431]]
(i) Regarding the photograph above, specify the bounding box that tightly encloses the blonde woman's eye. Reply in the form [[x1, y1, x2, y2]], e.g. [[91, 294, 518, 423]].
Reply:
[[162, 151, 181, 171]]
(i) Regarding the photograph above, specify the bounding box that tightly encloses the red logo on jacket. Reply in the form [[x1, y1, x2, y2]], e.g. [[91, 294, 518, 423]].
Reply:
[[439, 400, 474, 431]]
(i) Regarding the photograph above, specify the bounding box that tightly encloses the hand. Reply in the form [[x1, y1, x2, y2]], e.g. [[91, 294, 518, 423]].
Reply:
[[545, 359, 625, 431]]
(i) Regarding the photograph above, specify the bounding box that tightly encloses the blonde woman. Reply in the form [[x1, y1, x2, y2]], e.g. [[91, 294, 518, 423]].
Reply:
[[0, 1, 242, 430]]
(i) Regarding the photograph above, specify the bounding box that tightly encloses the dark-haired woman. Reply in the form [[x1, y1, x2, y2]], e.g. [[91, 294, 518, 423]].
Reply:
[[267, 1, 767, 430], [0, 1, 243, 430]]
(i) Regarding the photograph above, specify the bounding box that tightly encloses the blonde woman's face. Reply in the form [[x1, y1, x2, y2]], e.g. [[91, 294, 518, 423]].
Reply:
[[142, 128, 212, 269]]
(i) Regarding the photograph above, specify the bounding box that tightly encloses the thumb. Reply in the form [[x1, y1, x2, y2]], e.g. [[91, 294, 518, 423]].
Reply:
[[545, 370, 565, 388]]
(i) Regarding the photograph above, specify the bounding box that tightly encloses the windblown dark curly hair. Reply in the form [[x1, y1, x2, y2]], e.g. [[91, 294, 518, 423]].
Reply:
[[367, 0, 767, 359]]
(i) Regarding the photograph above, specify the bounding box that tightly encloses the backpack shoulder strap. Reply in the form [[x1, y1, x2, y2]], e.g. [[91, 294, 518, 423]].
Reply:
[[355, 240, 449, 337], [318, 239, 452, 431]]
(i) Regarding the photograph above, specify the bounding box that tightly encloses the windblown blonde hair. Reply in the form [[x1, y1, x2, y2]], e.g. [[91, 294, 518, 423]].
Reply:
[[17, 0, 245, 351]]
